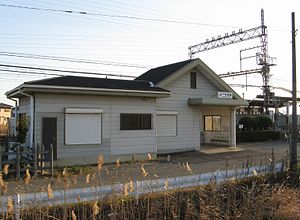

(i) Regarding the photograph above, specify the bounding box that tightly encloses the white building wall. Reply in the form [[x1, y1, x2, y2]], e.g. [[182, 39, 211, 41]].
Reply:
[[156, 68, 219, 153], [110, 96, 156, 155], [34, 93, 156, 166], [19, 97, 30, 114]]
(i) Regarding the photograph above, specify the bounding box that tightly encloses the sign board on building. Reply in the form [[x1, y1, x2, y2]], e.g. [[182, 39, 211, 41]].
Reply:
[[218, 91, 233, 99]]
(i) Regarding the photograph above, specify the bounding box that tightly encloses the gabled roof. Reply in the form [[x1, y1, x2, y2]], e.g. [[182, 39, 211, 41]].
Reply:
[[0, 103, 12, 109], [23, 76, 168, 92], [136, 58, 248, 106], [6, 76, 170, 98], [135, 59, 196, 85]]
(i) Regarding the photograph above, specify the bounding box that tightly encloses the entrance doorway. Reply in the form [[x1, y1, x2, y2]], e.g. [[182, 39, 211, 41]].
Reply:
[[42, 117, 57, 160]]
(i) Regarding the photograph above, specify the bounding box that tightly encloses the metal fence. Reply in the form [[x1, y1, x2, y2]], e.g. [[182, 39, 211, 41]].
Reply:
[[0, 143, 54, 179]]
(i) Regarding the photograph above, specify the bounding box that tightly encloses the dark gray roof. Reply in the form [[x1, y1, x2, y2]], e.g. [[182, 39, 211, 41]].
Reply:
[[135, 59, 196, 85], [0, 103, 13, 109], [24, 76, 169, 93]]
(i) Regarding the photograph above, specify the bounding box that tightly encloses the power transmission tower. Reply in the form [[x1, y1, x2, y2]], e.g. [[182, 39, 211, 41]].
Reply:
[[188, 9, 275, 113]]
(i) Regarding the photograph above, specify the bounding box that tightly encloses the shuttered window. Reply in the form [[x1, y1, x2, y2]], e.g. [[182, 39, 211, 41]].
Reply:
[[156, 111, 178, 137], [120, 114, 152, 130], [65, 108, 103, 145]]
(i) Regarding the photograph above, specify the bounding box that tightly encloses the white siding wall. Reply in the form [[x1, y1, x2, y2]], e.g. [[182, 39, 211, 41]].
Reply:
[[110, 97, 156, 155], [156, 114, 177, 137], [156, 68, 219, 153], [19, 96, 30, 114], [34, 93, 156, 165]]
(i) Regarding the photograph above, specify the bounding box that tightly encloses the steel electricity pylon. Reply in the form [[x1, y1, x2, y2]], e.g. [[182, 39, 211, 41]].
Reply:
[[188, 9, 275, 113]]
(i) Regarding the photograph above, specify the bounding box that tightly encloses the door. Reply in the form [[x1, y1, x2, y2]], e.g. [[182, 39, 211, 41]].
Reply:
[[42, 117, 57, 160]]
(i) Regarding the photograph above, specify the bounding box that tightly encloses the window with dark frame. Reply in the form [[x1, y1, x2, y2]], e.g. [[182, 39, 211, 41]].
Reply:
[[120, 113, 152, 130], [190, 72, 197, 89], [204, 116, 221, 131]]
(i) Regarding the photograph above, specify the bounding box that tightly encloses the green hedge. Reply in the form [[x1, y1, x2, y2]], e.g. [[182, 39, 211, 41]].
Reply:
[[237, 130, 281, 143], [238, 116, 272, 131]]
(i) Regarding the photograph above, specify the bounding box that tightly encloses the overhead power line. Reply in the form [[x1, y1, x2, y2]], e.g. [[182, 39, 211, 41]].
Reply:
[[0, 3, 238, 28], [0, 68, 62, 77], [0, 51, 151, 69], [0, 64, 136, 78]]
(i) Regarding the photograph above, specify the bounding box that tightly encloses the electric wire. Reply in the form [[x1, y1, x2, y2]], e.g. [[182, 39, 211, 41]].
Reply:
[[0, 3, 239, 28], [0, 64, 137, 78], [0, 51, 152, 69], [0, 60, 140, 75]]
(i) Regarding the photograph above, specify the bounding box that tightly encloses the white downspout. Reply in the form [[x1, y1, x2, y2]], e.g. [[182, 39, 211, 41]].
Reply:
[[19, 90, 34, 147]]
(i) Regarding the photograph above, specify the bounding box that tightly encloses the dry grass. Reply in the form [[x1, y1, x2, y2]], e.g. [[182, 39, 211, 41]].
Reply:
[[271, 186, 300, 219], [0, 150, 299, 219], [4, 173, 297, 220]]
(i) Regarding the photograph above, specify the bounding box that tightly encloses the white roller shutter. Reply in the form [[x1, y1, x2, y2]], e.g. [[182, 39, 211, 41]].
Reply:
[[156, 112, 177, 137], [65, 108, 102, 145]]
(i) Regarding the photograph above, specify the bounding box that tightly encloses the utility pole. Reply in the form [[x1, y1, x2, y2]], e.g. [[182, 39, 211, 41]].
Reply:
[[188, 9, 275, 114], [290, 12, 297, 171]]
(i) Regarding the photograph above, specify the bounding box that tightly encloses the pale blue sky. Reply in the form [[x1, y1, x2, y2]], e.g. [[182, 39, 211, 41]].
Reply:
[[0, 0, 299, 105]]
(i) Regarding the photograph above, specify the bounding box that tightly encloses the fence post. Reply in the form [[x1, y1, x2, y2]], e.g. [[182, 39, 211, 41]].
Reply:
[[16, 145, 20, 180], [50, 144, 54, 177], [14, 193, 21, 220], [33, 142, 37, 177], [37, 143, 40, 173], [41, 145, 45, 174]]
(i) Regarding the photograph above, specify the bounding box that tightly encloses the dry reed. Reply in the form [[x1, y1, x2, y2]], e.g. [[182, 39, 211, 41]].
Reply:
[[164, 179, 169, 191], [123, 183, 129, 196], [97, 154, 104, 172], [47, 183, 54, 199], [129, 179, 134, 193], [6, 196, 14, 215], [24, 169, 31, 186], [9, 172, 300, 220], [71, 209, 77, 220], [141, 164, 148, 177], [85, 173, 91, 184], [3, 164, 9, 175], [92, 201, 100, 216], [186, 161, 192, 174], [0, 171, 7, 194], [116, 158, 120, 168]]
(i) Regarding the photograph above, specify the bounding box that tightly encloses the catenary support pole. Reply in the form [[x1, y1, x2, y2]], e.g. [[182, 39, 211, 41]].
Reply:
[[290, 12, 297, 171]]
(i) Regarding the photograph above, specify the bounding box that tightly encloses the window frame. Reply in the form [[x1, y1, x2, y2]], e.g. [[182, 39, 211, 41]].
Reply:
[[204, 115, 221, 131], [156, 111, 178, 137], [120, 113, 152, 130], [190, 72, 197, 89], [64, 108, 103, 145]]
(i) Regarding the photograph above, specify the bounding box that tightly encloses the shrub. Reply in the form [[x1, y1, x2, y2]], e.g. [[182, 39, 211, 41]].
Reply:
[[238, 116, 255, 130], [239, 115, 273, 131], [254, 116, 272, 130], [237, 130, 281, 142]]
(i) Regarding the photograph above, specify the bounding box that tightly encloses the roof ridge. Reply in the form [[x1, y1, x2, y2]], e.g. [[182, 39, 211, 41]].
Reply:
[[135, 59, 197, 85]]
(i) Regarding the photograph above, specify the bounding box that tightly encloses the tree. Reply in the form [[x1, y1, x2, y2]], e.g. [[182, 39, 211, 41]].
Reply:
[[16, 115, 30, 144]]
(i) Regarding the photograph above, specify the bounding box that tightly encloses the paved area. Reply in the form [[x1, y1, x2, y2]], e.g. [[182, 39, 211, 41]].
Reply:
[[2, 141, 296, 195]]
